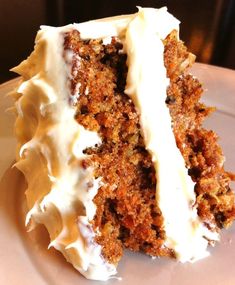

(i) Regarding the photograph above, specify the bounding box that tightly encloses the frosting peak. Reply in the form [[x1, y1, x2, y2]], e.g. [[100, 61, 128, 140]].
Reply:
[[13, 25, 116, 280]]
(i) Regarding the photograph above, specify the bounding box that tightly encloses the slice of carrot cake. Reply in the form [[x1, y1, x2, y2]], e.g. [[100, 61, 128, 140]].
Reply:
[[11, 7, 235, 281]]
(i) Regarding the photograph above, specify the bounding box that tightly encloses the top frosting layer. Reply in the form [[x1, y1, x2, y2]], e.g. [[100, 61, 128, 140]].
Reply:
[[12, 7, 218, 281]]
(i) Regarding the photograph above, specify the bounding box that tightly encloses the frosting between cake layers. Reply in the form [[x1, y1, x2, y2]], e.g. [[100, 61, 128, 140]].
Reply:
[[123, 7, 219, 262], [76, 6, 218, 260], [12, 7, 219, 281]]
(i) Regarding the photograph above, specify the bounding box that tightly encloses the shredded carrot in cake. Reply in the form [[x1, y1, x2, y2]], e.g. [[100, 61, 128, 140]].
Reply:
[[63, 30, 235, 264]]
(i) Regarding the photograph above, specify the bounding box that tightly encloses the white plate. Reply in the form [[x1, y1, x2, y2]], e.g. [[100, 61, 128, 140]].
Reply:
[[0, 63, 235, 285]]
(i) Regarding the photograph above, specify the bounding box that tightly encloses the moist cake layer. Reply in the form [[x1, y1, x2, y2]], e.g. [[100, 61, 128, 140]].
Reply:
[[12, 7, 235, 281], [64, 30, 169, 262], [64, 28, 235, 264]]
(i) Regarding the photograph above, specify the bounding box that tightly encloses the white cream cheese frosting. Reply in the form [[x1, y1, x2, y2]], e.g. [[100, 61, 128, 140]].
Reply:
[[12, 26, 116, 281], [124, 8, 219, 262], [12, 7, 218, 281]]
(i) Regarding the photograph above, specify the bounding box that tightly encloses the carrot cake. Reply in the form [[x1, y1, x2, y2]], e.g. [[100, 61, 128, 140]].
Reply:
[[11, 7, 235, 281]]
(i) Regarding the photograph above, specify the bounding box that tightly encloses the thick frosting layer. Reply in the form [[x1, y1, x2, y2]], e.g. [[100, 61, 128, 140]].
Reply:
[[12, 27, 116, 280], [12, 6, 218, 281], [124, 8, 218, 262]]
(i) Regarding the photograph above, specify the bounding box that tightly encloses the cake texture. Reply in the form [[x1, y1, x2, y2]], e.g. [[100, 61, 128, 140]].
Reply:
[[11, 7, 235, 281]]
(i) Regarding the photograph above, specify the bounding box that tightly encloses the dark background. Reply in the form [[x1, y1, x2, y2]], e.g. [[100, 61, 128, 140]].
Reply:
[[1, 0, 235, 83]]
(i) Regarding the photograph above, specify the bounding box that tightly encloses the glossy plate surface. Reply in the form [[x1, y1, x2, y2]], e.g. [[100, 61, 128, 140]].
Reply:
[[0, 63, 235, 285]]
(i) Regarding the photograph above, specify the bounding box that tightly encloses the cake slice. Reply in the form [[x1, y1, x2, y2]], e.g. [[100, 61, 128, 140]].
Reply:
[[12, 7, 235, 281]]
